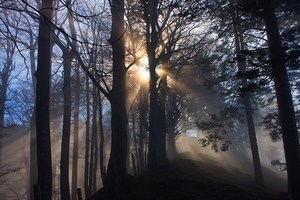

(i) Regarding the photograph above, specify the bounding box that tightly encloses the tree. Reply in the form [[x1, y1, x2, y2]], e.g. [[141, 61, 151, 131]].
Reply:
[[0, 18, 17, 164], [84, 75, 91, 197], [59, 48, 72, 200], [71, 65, 80, 200], [230, 1, 264, 186], [106, 0, 128, 197], [261, 1, 300, 199], [140, 0, 210, 172], [141, 0, 169, 172], [35, 0, 54, 198]]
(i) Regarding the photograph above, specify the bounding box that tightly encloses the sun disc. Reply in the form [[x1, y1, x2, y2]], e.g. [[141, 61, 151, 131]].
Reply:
[[138, 68, 150, 83]]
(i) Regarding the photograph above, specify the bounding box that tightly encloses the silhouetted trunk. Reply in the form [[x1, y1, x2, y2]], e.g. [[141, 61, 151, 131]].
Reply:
[[89, 85, 97, 194], [106, 0, 128, 198], [29, 38, 38, 200], [0, 71, 8, 131], [166, 85, 181, 161], [98, 92, 106, 187], [84, 75, 90, 197], [230, 3, 264, 186], [139, 84, 148, 172], [92, 116, 98, 193], [261, 1, 300, 199], [72, 66, 80, 200], [60, 50, 72, 200], [167, 133, 177, 160], [131, 108, 140, 175], [142, 0, 169, 173], [35, 0, 53, 198], [29, 109, 38, 200]]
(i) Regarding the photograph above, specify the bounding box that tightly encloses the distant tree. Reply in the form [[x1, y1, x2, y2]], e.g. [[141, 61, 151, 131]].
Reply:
[[89, 85, 98, 194], [84, 75, 91, 197], [0, 12, 18, 131]]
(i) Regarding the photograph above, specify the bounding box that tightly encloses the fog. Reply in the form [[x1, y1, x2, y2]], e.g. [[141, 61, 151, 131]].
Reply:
[[0, 124, 287, 199], [0, 126, 105, 200], [172, 131, 287, 193]]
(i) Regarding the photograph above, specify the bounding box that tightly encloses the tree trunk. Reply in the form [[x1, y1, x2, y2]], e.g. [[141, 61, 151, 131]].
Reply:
[[29, 38, 38, 200], [89, 85, 97, 194], [261, 1, 300, 199], [29, 109, 38, 200], [230, 3, 264, 186], [60, 50, 72, 200], [84, 75, 90, 198], [139, 84, 148, 172], [72, 66, 80, 200], [106, 0, 128, 198], [35, 0, 53, 198], [142, 0, 169, 173], [98, 92, 106, 188]]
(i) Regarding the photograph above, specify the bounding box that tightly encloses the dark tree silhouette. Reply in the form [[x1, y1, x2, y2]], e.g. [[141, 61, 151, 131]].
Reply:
[[261, 1, 300, 199], [106, 0, 128, 198], [60, 49, 72, 200], [35, 0, 54, 199], [230, 1, 264, 186]]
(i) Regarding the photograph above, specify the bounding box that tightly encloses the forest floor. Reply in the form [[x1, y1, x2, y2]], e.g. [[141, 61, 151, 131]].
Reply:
[[93, 157, 287, 200]]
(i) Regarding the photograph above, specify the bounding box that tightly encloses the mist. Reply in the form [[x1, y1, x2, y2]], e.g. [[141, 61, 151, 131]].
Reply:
[[0, 124, 287, 199]]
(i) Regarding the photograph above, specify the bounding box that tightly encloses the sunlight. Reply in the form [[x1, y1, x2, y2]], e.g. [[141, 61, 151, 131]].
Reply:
[[136, 56, 150, 84], [138, 67, 150, 83]]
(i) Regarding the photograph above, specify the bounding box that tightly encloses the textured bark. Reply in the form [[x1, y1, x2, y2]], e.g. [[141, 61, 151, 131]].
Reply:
[[261, 1, 300, 199], [35, 0, 53, 198]]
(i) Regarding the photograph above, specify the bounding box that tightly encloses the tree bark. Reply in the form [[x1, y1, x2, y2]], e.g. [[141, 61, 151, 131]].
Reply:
[[261, 1, 300, 199], [35, 0, 53, 198]]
